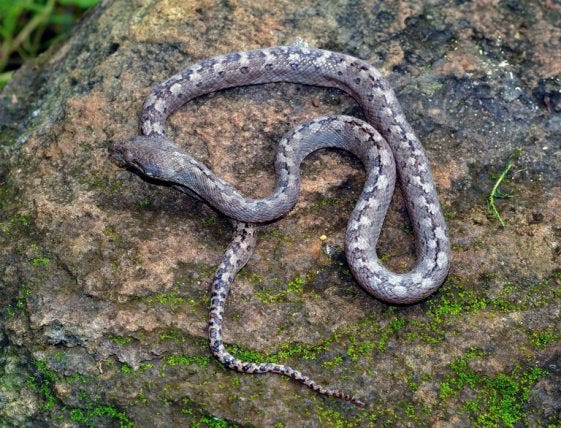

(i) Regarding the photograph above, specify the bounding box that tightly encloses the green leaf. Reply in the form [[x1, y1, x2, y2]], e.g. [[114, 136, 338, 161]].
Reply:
[[57, 0, 100, 8]]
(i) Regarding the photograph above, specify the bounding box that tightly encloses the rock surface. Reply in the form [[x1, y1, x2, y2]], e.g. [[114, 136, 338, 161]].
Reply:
[[1, 0, 560, 426]]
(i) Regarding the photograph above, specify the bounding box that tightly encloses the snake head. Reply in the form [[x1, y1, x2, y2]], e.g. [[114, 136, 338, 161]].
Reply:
[[108, 135, 179, 179]]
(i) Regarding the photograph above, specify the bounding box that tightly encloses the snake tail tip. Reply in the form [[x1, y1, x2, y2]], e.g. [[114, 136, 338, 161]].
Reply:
[[353, 398, 366, 407]]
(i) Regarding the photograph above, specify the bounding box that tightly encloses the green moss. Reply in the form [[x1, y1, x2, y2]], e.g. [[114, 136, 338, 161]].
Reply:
[[308, 196, 354, 212], [404, 403, 416, 418], [103, 225, 122, 243], [120, 362, 153, 374], [137, 196, 151, 209], [80, 174, 122, 193], [438, 350, 547, 427], [439, 381, 455, 399], [489, 298, 519, 312], [110, 335, 134, 346], [30, 359, 132, 426], [133, 390, 148, 405], [159, 328, 187, 343], [174, 262, 217, 295], [146, 288, 187, 310], [225, 336, 334, 367], [100, 270, 555, 426], [274, 340, 329, 361], [30, 360, 59, 411], [201, 213, 219, 226], [0, 213, 30, 233], [195, 415, 232, 427], [228, 345, 265, 363], [66, 373, 90, 384], [344, 314, 405, 360], [222, 312, 404, 374], [528, 329, 560, 349], [261, 228, 294, 242], [321, 355, 344, 369], [378, 252, 392, 264], [317, 404, 362, 427], [69, 405, 133, 428], [377, 316, 406, 352], [254, 274, 311, 304], [29, 256, 50, 266], [120, 364, 133, 374], [288, 275, 305, 292], [165, 354, 211, 367], [237, 269, 265, 286], [3, 286, 31, 318], [224, 311, 385, 374], [398, 274, 561, 345], [179, 396, 241, 427], [367, 403, 399, 426], [425, 276, 488, 324], [139, 362, 154, 371], [153, 266, 216, 310]]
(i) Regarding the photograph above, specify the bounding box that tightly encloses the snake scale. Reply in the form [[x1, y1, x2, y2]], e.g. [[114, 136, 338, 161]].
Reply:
[[109, 44, 451, 407]]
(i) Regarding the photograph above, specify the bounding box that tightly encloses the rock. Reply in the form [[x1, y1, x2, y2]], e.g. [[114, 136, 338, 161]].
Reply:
[[0, 0, 560, 426]]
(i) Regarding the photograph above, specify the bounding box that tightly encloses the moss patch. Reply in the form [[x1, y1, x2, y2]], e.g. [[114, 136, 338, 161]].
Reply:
[[29, 359, 133, 427], [3, 286, 31, 318], [438, 349, 547, 427], [165, 354, 212, 368]]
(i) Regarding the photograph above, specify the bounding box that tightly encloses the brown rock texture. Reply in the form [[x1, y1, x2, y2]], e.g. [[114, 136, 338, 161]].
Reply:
[[1, 0, 560, 426]]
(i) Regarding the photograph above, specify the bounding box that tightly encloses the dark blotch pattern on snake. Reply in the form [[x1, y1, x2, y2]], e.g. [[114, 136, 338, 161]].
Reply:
[[109, 44, 451, 407]]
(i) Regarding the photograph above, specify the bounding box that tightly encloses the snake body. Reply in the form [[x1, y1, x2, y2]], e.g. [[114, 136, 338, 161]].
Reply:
[[109, 45, 451, 406]]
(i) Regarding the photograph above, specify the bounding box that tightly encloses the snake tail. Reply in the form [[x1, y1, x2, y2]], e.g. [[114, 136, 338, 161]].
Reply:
[[208, 222, 365, 407]]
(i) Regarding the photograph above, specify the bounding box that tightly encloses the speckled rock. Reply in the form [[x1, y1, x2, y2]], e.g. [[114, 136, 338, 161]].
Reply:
[[1, 0, 560, 426]]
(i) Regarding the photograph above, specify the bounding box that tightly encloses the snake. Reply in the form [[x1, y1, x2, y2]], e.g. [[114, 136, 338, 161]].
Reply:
[[109, 44, 451, 407]]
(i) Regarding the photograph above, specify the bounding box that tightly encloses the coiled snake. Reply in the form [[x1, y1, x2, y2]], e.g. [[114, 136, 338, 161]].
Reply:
[[109, 44, 451, 406]]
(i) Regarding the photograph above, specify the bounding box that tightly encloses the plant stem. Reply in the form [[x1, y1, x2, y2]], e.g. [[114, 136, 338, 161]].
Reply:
[[0, 0, 56, 72], [488, 161, 513, 227]]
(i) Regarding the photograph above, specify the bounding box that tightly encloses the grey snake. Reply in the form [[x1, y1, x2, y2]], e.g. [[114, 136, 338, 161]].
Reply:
[[109, 44, 451, 407]]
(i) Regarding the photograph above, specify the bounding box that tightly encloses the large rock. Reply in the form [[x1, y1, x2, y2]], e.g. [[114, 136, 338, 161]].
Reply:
[[1, 0, 559, 426]]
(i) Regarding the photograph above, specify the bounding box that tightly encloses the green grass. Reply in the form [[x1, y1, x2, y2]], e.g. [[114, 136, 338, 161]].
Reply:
[[487, 149, 521, 227], [0, 0, 100, 89], [487, 160, 512, 227]]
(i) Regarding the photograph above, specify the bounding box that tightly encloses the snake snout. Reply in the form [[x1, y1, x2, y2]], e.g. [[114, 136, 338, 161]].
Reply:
[[108, 140, 133, 167], [108, 137, 167, 179]]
